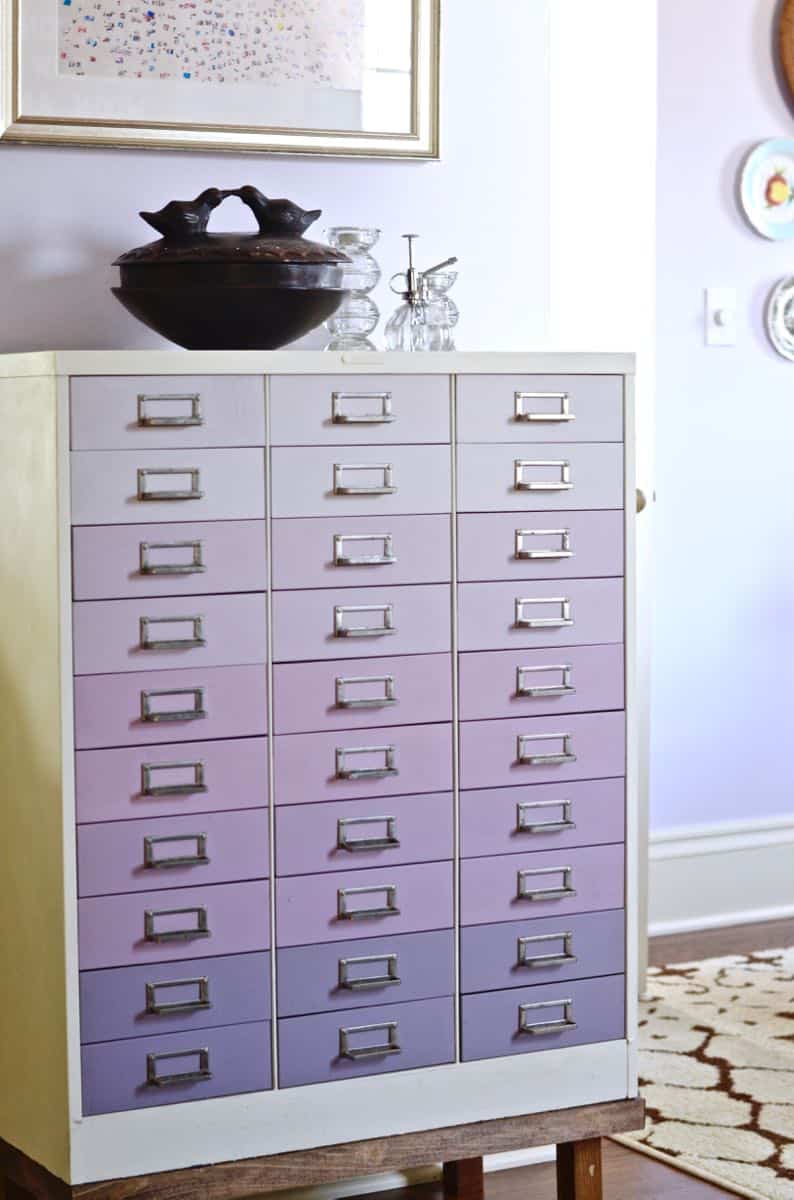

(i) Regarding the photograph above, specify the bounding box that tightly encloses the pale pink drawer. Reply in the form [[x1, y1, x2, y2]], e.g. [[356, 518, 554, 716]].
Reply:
[[78, 808, 270, 897], [273, 653, 452, 734], [457, 511, 624, 583], [456, 375, 623, 443], [459, 711, 625, 789], [457, 444, 623, 512], [272, 584, 451, 663], [269, 375, 450, 445], [74, 664, 267, 750], [270, 445, 451, 518], [271, 514, 451, 590], [458, 644, 624, 720], [274, 722, 453, 805], [70, 375, 265, 450], [75, 737, 268, 824], [73, 593, 267, 676], [458, 578, 623, 653], [72, 521, 267, 601], [71, 448, 265, 525]]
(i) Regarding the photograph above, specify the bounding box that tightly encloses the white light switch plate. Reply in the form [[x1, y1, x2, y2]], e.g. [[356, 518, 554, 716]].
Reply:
[[705, 287, 737, 346]]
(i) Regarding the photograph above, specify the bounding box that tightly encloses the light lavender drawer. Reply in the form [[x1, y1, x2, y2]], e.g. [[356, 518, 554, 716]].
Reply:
[[72, 520, 267, 601], [460, 843, 625, 926], [81, 1021, 272, 1115], [460, 778, 625, 859], [75, 737, 267, 824], [78, 880, 270, 970], [457, 444, 623, 512], [461, 975, 625, 1062], [459, 711, 625, 789], [273, 584, 451, 663], [70, 375, 265, 450], [461, 910, 625, 993], [458, 644, 624, 721], [74, 664, 267, 750], [276, 792, 453, 876], [274, 722, 453, 805], [70, 448, 265, 526], [270, 445, 451, 518], [277, 930, 454, 1017], [77, 808, 270, 898], [269, 375, 450, 445], [271, 514, 452, 591], [456, 375, 623, 443], [273, 653, 452, 734], [458, 578, 623, 652], [276, 860, 453, 947], [457, 511, 624, 583], [80, 951, 271, 1043]]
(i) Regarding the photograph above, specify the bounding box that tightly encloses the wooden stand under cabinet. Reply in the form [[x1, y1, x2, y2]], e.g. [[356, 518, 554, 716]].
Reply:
[[0, 352, 642, 1200]]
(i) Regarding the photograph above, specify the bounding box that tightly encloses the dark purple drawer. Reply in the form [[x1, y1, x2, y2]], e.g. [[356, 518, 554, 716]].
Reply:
[[459, 711, 625, 790], [458, 644, 624, 722], [278, 997, 454, 1088], [457, 511, 624, 583], [461, 910, 625, 993], [81, 1020, 272, 1115], [458, 578, 623, 653], [277, 930, 454, 1017], [461, 975, 625, 1062], [80, 951, 271, 1043]]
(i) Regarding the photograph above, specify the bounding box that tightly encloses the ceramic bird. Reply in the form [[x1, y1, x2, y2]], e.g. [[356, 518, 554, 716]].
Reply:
[[231, 186, 322, 236], [140, 188, 226, 240]]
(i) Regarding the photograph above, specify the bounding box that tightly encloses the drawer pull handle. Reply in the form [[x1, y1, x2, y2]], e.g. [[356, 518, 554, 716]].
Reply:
[[144, 832, 210, 870], [517, 932, 577, 970], [137, 394, 203, 428], [336, 745, 398, 781], [516, 664, 576, 699], [517, 799, 575, 835], [514, 391, 575, 424], [333, 532, 396, 567], [141, 760, 207, 798], [139, 540, 207, 577], [139, 614, 206, 651], [146, 1047, 212, 1087], [145, 976, 212, 1016], [338, 883, 400, 921], [517, 866, 576, 902], [514, 460, 572, 493], [334, 603, 397, 639], [140, 687, 207, 724], [137, 467, 203, 502], [335, 674, 398, 710], [333, 463, 396, 496], [338, 815, 400, 852], [514, 529, 572, 562], [339, 1020, 401, 1060], [144, 905, 211, 943], [515, 597, 573, 631], [518, 998, 577, 1037], [332, 391, 395, 425], [517, 732, 577, 767], [338, 952, 401, 991]]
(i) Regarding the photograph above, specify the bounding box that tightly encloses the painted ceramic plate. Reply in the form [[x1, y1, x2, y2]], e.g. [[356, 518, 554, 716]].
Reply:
[[740, 139, 794, 239], [766, 276, 794, 359]]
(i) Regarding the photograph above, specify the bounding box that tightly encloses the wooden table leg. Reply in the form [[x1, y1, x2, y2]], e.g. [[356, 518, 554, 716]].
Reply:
[[2, 1180, 38, 1200], [443, 1157, 485, 1200], [556, 1137, 602, 1200]]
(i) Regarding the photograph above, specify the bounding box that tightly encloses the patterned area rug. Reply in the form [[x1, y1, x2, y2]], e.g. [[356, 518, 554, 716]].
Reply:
[[615, 949, 794, 1199]]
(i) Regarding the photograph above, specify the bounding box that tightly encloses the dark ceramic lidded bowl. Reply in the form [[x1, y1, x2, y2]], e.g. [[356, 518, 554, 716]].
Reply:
[[113, 186, 350, 350]]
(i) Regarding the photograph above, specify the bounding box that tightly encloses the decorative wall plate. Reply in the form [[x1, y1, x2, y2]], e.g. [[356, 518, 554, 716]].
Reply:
[[740, 139, 794, 239], [765, 276, 794, 359]]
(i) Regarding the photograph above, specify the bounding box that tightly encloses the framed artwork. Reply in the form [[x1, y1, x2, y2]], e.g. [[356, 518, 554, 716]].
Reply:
[[0, 0, 439, 158]]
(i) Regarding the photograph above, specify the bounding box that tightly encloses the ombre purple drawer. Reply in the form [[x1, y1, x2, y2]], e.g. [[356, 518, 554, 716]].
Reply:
[[456, 375, 623, 443], [460, 778, 625, 859], [70, 375, 265, 450], [458, 578, 623, 653], [78, 880, 270, 970], [458, 644, 624, 721], [461, 975, 625, 1062], [71, 448, 266, 526], [271, 514, 451, 591], [274, 723, 453, 805], [278, 997, 454, 1088], [73, 593, 267, 676], [77, 808, 270, 897], [74, 664, 267, 750], [276, 860, 453, 947], [457, 444, 623, 513], [460, 843, 624, 926], [457, 511, 624, 583], [459, 711, 625, 790], [461, 911, 625, 994], [80, 951, 271, 1043], [72, 521, 267, 601], [277, 930, 454, 1017], [273, 653, 452, 735], [81, 1021, 272, 1115], [269, 375, 450, 445], [276, 792, 453, 876], [75, 737, 268, 824]]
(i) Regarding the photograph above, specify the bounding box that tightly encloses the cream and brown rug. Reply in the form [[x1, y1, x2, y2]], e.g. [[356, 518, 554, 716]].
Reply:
[[615, 948, 794, 1200]]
